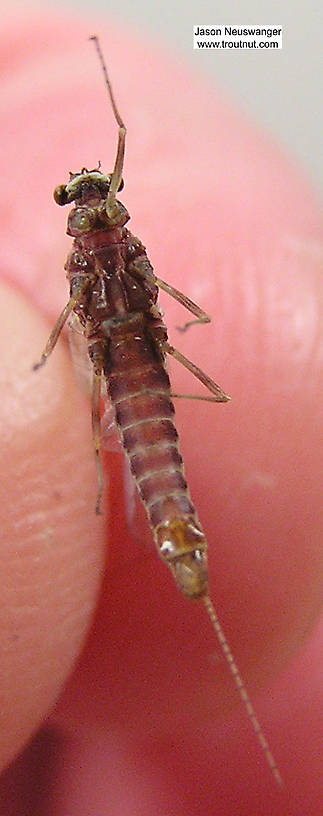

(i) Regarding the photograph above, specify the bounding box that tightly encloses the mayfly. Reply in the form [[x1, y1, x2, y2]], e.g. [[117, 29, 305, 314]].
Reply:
[[34, 36, 283, 787]]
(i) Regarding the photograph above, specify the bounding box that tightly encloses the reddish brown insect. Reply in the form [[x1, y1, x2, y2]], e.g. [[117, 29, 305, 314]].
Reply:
[[34, 36, 282, 787]]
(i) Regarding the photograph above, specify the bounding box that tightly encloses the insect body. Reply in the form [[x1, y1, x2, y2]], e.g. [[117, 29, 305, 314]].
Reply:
[[34, 36, 282, 785]]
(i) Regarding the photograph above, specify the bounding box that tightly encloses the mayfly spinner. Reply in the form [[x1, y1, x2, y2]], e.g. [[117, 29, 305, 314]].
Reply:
[[34, 36, 282, 787]]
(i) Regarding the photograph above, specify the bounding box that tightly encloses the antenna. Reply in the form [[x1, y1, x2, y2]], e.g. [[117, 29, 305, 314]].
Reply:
[[89, 36, 126, 217], [203, 595, 283, 787]]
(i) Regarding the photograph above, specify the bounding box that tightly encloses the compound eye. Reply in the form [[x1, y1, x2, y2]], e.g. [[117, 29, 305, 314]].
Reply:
[[53, 185, 68, 205], [117, 178, 124, 192]]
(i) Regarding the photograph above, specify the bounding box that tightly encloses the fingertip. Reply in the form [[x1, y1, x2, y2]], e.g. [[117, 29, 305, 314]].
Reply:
[[0, 282, 106, 770]]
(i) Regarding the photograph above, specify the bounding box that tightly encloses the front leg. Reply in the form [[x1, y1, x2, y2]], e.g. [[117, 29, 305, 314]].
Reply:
[[33, 280, 90, 370], [155, 276, 211, 332], [88, 339, 109, 515]]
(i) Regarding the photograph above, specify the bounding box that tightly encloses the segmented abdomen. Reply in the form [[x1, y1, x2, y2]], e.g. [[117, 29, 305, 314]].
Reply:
[[106, 317, 209, 599]]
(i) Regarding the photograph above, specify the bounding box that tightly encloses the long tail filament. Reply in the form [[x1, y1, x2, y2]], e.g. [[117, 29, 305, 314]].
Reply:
[[203, 595, 283, 788]]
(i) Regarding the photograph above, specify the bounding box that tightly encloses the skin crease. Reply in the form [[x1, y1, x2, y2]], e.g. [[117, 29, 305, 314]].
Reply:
[[0, 9, 322, 816]]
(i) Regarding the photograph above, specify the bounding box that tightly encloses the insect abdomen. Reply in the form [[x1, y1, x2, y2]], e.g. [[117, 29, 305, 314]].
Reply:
[[107, 322, 209, 599]]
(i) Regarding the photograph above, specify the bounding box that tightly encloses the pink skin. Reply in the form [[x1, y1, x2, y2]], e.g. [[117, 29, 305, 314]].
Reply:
[[0, 10, 322, 815]]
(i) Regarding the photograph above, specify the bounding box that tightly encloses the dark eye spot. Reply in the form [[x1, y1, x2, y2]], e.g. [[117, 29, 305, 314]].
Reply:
[[53, 185, 68, 205]]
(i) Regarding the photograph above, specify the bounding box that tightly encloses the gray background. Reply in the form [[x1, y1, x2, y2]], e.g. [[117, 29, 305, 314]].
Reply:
[[51, 0, 322, 192]]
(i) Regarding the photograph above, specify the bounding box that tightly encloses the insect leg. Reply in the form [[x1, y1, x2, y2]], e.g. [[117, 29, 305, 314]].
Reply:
[[170, 392, 228, 403], [33, 282, 89, 370], [155, 277, 211, 332], [92, 368, 104, 515], [163, 342, 230, 402], [115, 387, 224, 404], [88, 339, 109, 515]]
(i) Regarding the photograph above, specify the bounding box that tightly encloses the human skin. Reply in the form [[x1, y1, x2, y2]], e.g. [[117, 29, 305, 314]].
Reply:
[[0, 9, 322, 816]]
